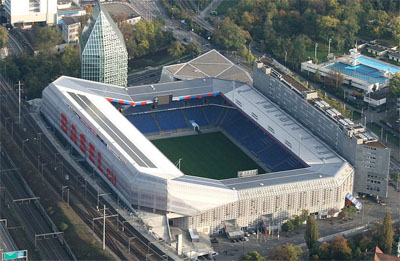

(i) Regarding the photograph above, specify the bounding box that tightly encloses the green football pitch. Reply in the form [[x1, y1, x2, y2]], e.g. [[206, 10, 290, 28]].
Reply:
[[152, 132, 265, 180]]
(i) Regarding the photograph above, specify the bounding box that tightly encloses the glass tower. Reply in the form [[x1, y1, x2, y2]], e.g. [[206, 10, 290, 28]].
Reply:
[[79, 3, 128, 87]]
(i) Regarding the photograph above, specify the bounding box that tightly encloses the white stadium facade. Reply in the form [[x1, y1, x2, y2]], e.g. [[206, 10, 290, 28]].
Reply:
[[40, 60, 359, 236], [41, 49, 387, 237]]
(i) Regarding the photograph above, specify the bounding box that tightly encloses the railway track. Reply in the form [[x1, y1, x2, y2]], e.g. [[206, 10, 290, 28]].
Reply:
[[0, 142, 71, 260], [0, 75, 167, 260]]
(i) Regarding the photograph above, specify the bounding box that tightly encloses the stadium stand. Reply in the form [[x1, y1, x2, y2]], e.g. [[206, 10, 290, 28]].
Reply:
[[126, 113, 159, 134], [183, 107, 209, 127], [155, 110, 189, 131], [125, 96, 307, 172]]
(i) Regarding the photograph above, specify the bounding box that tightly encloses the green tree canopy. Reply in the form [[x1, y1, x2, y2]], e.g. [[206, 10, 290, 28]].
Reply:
[[0, 26, 8, 49], [186, 40, 201, 57], [282, 220, 295, 232], [168, 41, 186, 58], [380, 212, 394, 254], [389, 73, 400, 98], [244, 251, 264, 261], [269, 244, 302, 261], [119, 19, 173, 59], [390, 171, 400, 190], [330, 236, 353, 260], [304, 214, 319, 255], [31, 25, 63, 51], [213, 17, 250, 52]]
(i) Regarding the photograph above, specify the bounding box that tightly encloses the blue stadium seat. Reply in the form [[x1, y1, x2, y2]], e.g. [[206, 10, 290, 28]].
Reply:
[[240, 135, 266, 154], [155, 110, 189, 131], [220, 109, 241, 127], [202, 106, 224, 125], [258, 143, 290, 168], [183, 107, 209, 126], [223, 116, 257, 139], [126, 114, 159, 134]]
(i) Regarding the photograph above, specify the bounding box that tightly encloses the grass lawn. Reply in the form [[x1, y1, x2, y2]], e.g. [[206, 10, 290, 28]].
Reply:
[[305, 42, 345, 64], [152, 132, 265, 179]]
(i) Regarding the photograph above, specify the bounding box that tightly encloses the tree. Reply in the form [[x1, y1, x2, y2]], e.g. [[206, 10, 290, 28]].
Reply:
[[31, 25, 63, 51], [269, 244, 302, 261], [370, 10, 390, 38], [390, 171, 400, 191], [282, 220, 295, 232], [60, 45, 80, 77], [293, 215, 303, 228], [391, 17, 400, 45], [244, 251, 264, 261], [168, 41, 185, 58], [389, 72, 400, 98], [300, 209, 309, 222], [0, 26, 8, 49], [318, 242, 330, 259], [304, 215, 319, 255], [380, 212, 394, 254], [342, 206, 357, 219], [186, 40, 201, 57], [330, 236, 352, 260], [213, 17, 250, 52]]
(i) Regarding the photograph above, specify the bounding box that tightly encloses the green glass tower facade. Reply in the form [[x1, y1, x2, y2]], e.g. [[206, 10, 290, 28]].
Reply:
[[79, 3, 128, 87]]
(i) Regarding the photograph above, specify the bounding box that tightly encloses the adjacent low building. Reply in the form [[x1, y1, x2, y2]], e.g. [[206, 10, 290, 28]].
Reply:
[[388, 51, 400, 63], [61, 16, 80, 43]]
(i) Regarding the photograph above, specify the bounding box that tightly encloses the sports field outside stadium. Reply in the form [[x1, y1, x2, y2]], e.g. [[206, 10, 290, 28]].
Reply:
[[152, 132, 265, 179]]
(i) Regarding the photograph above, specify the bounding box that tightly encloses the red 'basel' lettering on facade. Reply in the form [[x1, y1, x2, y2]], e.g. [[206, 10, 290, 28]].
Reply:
[[89, 142, 95, 163], [97, 152, 103, 173], [61, 112, 117, 186], [70, 124, 77, 144], [106, 168, 117, 186], [79, 134, 87, 154], [61, 113, 68, 134]]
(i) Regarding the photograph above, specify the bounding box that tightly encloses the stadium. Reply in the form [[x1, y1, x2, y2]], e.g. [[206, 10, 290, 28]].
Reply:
[[40, 53, 356, 236]]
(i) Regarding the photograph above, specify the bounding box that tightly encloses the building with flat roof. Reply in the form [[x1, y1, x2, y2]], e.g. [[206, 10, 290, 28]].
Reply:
[[103, 2, 141, 25], [5, 0, 57, 27], [79, 3, 127, 87], [255, 59, 390, 199], [160, 49, 253, 85]]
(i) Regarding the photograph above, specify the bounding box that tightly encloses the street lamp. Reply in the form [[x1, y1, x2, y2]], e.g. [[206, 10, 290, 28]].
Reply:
[[22, 138, 29, 158], [328, 38, 332, 57]]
